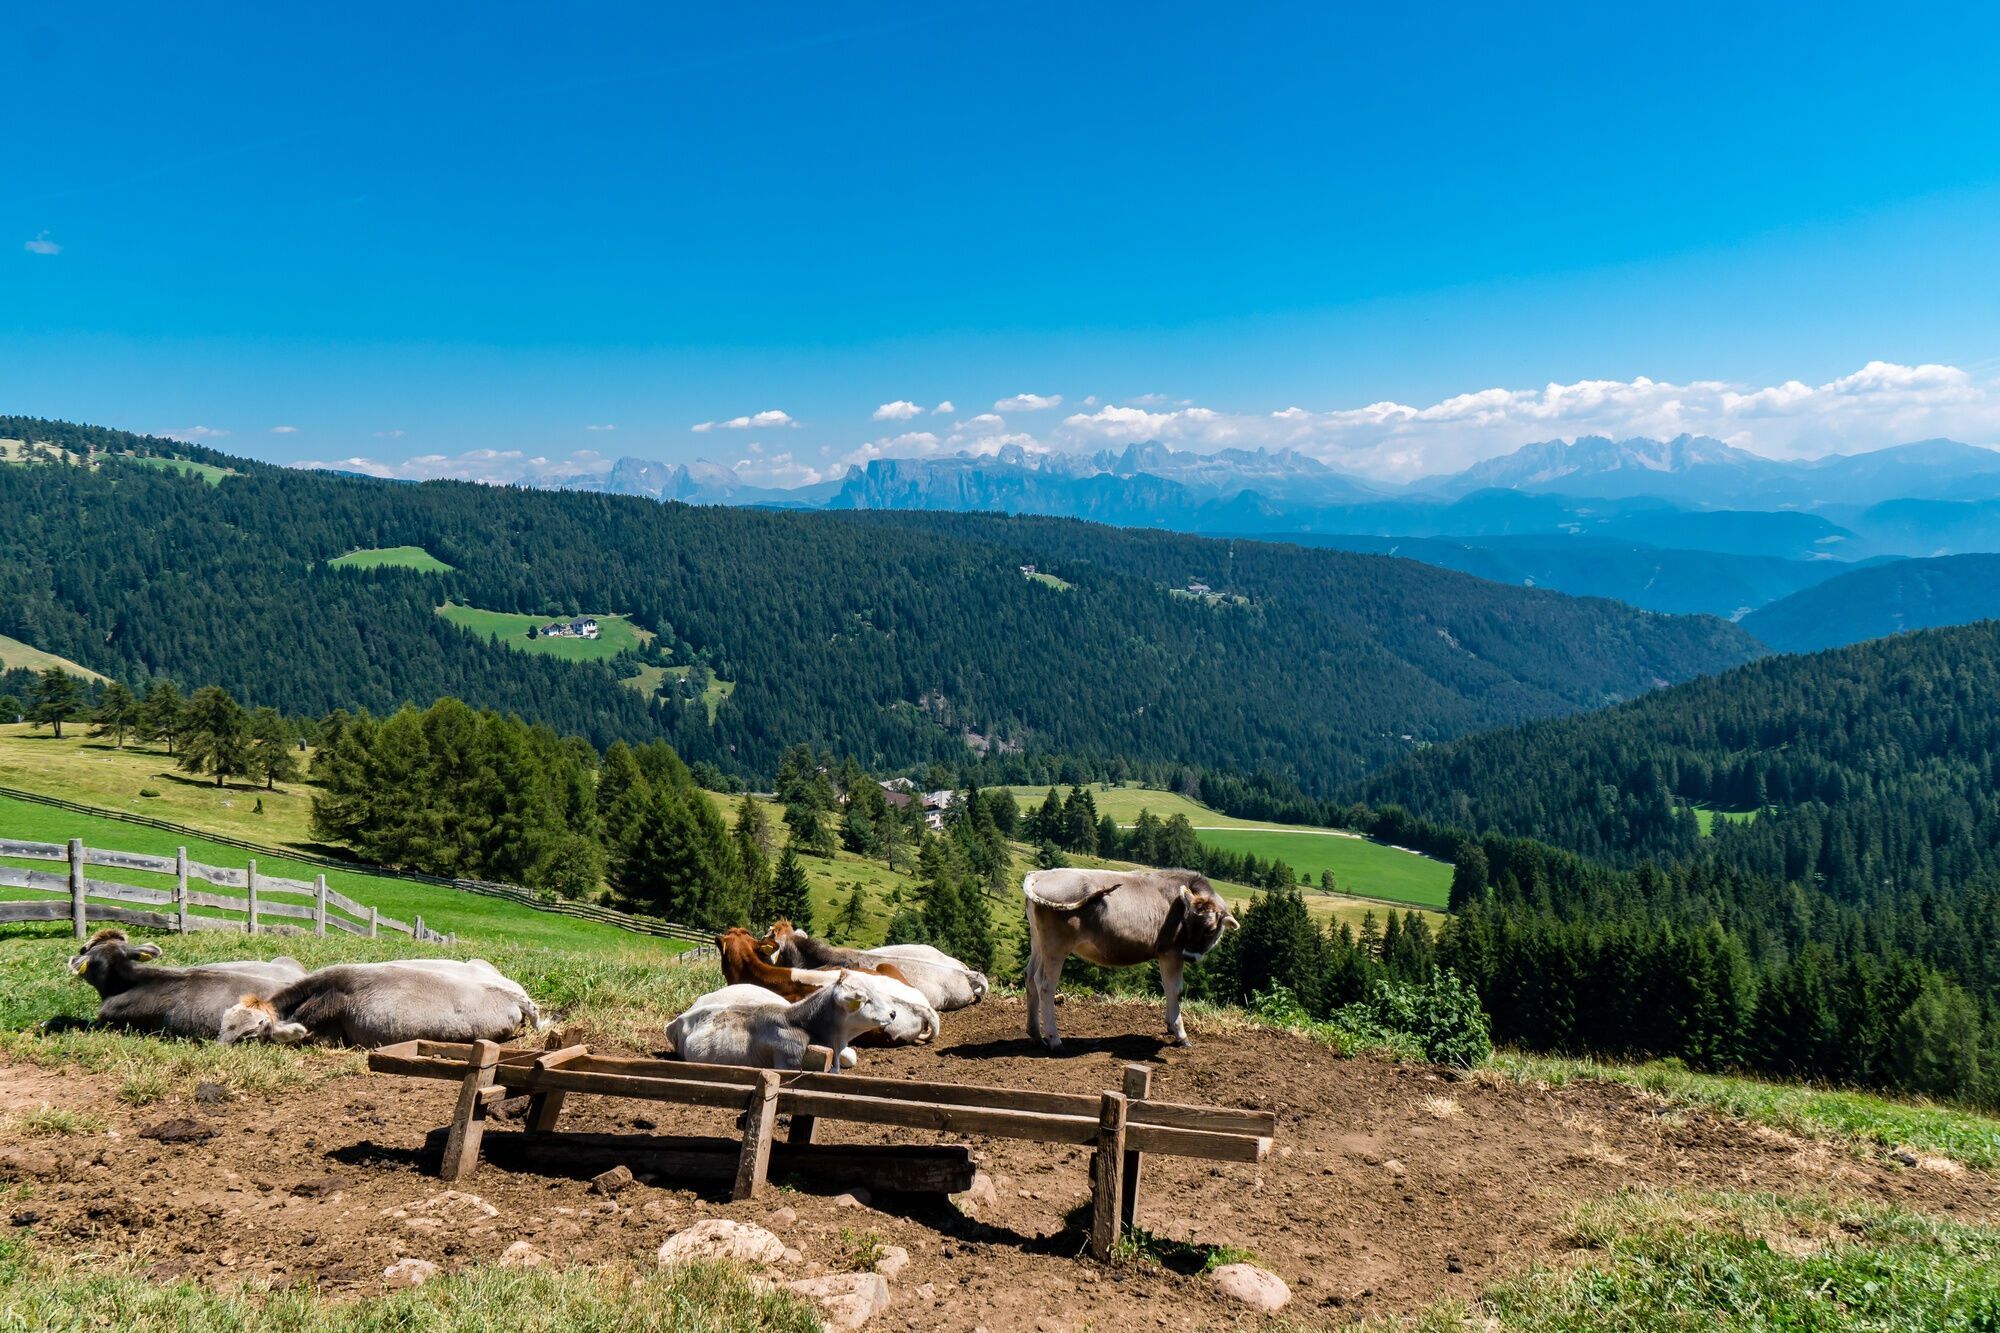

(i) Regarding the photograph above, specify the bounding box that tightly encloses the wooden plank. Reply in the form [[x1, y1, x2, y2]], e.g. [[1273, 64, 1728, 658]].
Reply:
[[0, 899, 72, 923], [76, 879, 174, 908], [68, 839, 86, 939], [255, 873, 317, 894], [0, 899, 184, 930], [325, 913, 368, 937], [184, 889, 249, 912], [1090, 1090, 1129, 1260], [186, 861, 247, 888], [783, 1070, 1102, 1119], [82, 847, 176, 874], [433, 1129, 976, 1193], [779, 1090, 1101, 1145], [789, 1045, 837, 1146], [1121, 1065, 1149, 1233], [439, 1039, 502, 1182], [526, 1033, 579, 1134], [1124, 1125, 1271, 1162], [321, 886, 368, 918], [369, 905, 379, 938], [246, 898, 315, 922], [732, 1070, 781, 1201], [1128, 1101, 1279, 1137], [0, 866, 68, 893], [507, 1067, 763, 1111], [313, 875, 327, 936], [0, 838, 64, 860]]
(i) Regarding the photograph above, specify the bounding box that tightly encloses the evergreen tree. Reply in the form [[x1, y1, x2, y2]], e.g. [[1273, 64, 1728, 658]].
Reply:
[[29, 667, 86, 739], [245, 706, 303, 789], [769, 841, 814, 930], [833, 882, 868, 942], [89, 680, 140, 748], [178, 685, 250, 786], [0, 693, 19, 724], [136, 679, 186, 753], [1447, 843, 1489, 912]]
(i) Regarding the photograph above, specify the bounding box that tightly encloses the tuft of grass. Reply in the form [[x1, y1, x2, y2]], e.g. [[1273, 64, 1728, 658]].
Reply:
[[1421, 1094, 1462, 1120], [835, 1228, 887, 1271], [1403, 1191, 2000, 1332], [16, 1105, 104, 1137], [0, 1238, 821, 1331], [1109, 1224, 1256, 1275], [1491, 1051, 2000, 1171], [116, 1066, 172, 1107]]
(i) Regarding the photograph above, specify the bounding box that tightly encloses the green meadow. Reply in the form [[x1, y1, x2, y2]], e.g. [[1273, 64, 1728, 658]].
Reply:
[[329, 544, 454, 573], [437, 603, 650, 661]]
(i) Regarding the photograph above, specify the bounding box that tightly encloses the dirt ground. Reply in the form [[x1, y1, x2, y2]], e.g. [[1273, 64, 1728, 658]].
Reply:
[[5, 995, 1997, 1331]]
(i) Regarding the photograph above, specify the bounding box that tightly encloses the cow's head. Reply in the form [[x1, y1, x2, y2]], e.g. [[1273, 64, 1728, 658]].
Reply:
[[1178, 880, 1239, 962], [217, 994, 308, 1046], [829, 968, 916, 1040], [756, 919, 805, 965], [66, 928, 163, 991]]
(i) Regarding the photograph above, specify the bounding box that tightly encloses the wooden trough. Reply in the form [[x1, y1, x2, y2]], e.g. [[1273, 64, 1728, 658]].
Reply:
[[368, 1036, 1276, 1259]]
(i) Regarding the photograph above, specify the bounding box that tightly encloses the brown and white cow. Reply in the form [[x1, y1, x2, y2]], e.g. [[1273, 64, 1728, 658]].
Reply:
[[759, 920, 988, 1013], [717, 927, 939, 1043], [1021, 868, 1237, 1050]]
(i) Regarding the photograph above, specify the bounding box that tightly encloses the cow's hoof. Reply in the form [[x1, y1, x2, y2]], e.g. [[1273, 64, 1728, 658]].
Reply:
[[1169, 1036, 1191, 1048], [1041, 1038, 1064, 1053]]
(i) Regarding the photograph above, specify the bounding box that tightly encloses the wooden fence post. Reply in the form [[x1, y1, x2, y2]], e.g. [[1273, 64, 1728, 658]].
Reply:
[[245, 858, 259, 935], [1120, 1065, 1150, 1232], [369, 905, 380, 938], [67, 838, 86, 939], [415, 914, 425, 941], [176, 847, 190, 934], [313, 874, 328, 936], [439, 1039, 502, 1182], [789, 1045, 837, 1145], [1089, 1090, 1130, 1261], [732, 1070, 782, 1202]]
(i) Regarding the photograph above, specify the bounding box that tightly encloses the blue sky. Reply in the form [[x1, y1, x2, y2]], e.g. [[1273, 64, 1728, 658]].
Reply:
[[8, 2, 2000, 483]]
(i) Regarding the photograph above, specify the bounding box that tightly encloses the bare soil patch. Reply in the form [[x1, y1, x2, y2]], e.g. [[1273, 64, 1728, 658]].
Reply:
[[6, 996, 1997, 1330]]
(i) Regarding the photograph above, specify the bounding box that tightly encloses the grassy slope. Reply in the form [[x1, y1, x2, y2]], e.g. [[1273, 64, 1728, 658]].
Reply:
[[329, 544, 454, 573], [437, 603, 651, 661], [1692, 802, 1761, 836], [1003, 782, 1452, 909], [116, 453, 235, 484], [0, 635, 106, 682]]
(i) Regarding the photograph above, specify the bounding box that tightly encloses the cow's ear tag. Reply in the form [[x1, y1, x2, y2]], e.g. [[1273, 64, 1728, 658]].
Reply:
[[842, 991, 864, 1013], [68, 956, 88, 974]]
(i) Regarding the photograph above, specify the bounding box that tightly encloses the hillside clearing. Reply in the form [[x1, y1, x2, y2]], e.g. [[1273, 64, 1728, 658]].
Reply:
[[116, 452, 236, 484], [0, 635, 105, 682], [329, 545, 454, 573], [437, 603, 651, 661]]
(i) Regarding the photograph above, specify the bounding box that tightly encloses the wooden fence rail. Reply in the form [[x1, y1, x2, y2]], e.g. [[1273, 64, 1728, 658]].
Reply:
[[0, 784, 711, 947], [0, 837, 453, 944]]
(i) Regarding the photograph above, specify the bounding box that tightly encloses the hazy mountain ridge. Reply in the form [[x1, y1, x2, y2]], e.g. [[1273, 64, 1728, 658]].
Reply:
[[1738, 553, 2000, 653]]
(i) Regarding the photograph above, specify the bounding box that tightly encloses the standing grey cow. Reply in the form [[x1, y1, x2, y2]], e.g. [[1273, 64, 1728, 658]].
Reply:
[[217, 958, 540, 1047], [1022, 868, 1238, 1050], [66, 929, 306, 1039]]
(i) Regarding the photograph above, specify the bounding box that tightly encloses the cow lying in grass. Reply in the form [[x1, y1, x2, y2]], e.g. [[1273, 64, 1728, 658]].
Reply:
[[217, 958, 541, 1047], [1021, 868, 1238, 1050], [664, 969, 925, 1069], [66, 929, 306, 1039], [758, 920, 988, 1012], [716, 927, 940, 1045]]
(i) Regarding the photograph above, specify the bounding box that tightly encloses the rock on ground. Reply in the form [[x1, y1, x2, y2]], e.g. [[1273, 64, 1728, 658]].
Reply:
[[382, 1257, 441, 1287], [782, 1272, 890, 1329], [874, 1245, 910, 1280], [657, 1219, 787, 1268], [498, 1240, 546, 1269], [1210, 1262, 1291, 1312]]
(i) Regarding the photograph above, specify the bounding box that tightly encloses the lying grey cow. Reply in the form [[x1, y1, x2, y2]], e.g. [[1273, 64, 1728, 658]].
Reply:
[[1022, 868, 1238, 1050], [66, 929, 306, 1039], [217, 958, 540, 1047], [663, 971, 920, 1069], [865, 944, 989, 1012]]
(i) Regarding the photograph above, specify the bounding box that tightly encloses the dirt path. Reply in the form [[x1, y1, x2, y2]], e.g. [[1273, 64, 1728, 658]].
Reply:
[[5, 997, 1995, 1330]]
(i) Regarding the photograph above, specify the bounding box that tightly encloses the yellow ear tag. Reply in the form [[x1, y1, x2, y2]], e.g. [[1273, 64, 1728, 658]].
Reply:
[[842, 992, 864, 1013], [69, 957, 88, 974]]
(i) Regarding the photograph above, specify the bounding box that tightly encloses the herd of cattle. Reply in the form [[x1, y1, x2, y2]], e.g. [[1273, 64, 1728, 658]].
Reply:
[[60, 868, 1242, 1065]]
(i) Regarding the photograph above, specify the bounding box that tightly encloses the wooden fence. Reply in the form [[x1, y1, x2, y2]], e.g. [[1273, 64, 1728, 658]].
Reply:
[[0, 784, 712, 948], [0, 837, 454, 944]]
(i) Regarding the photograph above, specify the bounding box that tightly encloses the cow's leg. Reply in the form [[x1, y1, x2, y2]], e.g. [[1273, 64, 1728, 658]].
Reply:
[[1032, 942, 1068, 1051], [1159, 953, 1189, 1047]]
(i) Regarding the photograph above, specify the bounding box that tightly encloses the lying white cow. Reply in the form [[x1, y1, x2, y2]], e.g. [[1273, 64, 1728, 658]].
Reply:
[[1022, 868, 1238, 1050], [664, 970, 922, 1069], [217, 958, 541, 1047]]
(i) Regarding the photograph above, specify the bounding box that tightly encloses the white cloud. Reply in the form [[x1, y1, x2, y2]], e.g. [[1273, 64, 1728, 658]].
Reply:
[[586, 423, 617, 432], [1061, 404, 1227, 444], [873, 400, 924, 421], [24, 232, 60, 256], [693, 409, 797, 432], [932, 400, 955, 415], [269, 425, 299, 434], [994, 392, 1062, 411], [730, 449, 829, 488], [162, 426, 229, 442]]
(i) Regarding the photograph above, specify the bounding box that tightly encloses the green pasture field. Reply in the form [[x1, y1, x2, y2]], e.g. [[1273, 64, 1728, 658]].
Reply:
[[0, 635, 105, 682], [0, 792, 665, 957], [328, 544, 454, 573], [1691, 802, 1761, 835], [437, 603, 651, 661], [117, 453, 235, 484], [1003, 782, 1452, 908]]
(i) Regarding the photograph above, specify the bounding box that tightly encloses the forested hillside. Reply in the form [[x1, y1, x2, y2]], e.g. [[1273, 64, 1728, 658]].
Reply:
[[1739, 553, 2000, 653], [0, 416, 1755, 791]]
